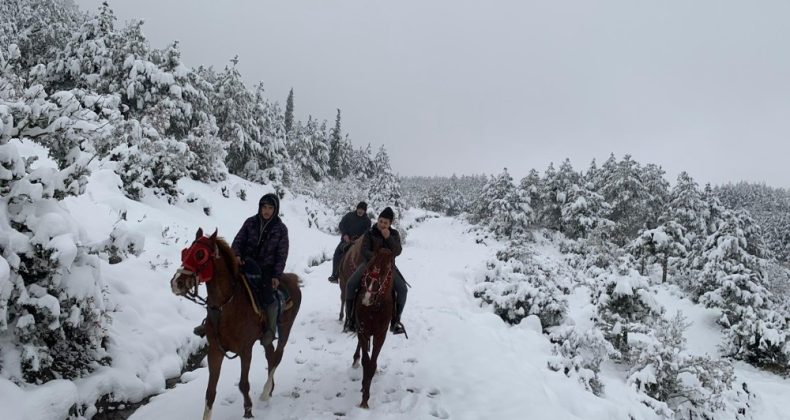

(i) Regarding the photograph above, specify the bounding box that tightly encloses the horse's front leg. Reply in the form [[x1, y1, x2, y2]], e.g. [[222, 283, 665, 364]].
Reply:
[[339, 294, 345, 322], [239, 347, 253, 418], [357, 335, 373, 408], [352, 340, 362, 368], [203, 345, 224, 420], [361, 332, 386, 409], [260, 343, 281, 401], [339, 280, 347, 322]]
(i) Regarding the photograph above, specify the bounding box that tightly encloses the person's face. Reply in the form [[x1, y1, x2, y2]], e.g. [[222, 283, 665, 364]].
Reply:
[[356, 208, 366, 217], [260, 204, 275, 220], [377, 217, 391, 231]]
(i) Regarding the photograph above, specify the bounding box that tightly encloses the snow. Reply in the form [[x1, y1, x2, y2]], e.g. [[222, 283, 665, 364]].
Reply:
[[2, 151, 790, 419]]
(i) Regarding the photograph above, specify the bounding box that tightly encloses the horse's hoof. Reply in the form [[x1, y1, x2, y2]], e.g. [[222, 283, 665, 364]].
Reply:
[[244, 409, 253, 418], [359, 402, 369, 409], [352, 360, 360, 369]]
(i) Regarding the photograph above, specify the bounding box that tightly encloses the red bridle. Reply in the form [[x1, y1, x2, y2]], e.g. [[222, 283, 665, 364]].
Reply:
[[180, 236, 217, 282]]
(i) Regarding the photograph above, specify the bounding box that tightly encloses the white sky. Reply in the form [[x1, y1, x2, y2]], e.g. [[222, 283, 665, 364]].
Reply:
[[76, 0, 790, 187]]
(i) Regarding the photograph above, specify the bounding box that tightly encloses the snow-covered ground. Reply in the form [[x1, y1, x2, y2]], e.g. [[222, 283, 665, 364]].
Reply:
[[4, 141, 790, 419], [653, 285, 790, 420], [130, 216, 639, 420]]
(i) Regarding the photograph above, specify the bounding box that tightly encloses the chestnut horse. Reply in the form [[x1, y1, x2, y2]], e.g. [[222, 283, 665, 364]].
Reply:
[[170, 228, 302, 419], [351, 248, 395, 408], [337, 236, 365, 322]]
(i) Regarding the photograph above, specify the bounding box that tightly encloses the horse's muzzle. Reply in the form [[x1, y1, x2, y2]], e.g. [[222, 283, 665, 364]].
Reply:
[[171, 267, 196, 295]]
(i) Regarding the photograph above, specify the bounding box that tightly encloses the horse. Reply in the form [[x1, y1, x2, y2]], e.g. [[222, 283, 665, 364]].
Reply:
[[350, 248, 395, 408], [170, 228, 302, 420], [337, 235, 365, 322]]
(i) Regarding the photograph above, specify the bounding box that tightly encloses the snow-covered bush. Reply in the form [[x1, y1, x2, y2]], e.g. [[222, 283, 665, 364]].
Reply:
[[548, 325, 616, 395], [474, 246, 569, 330], [89, 222, 145, 264], [627, 313, 748, 419], [594, 257, 664, 354]]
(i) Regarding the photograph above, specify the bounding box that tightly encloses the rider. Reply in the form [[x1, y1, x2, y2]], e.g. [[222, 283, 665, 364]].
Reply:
[[343, 207, 407, 335], [193, 193, 289, 347], [328, 201, 371, 283]]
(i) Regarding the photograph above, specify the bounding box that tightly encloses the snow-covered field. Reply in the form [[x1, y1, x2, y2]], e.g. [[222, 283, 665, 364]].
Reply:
[[3, 141, 790, 420]]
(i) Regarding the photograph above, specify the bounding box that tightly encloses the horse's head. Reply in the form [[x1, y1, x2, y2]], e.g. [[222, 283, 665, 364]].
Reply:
[[171, 228, 218, 296], [367, 248, 394, 279]]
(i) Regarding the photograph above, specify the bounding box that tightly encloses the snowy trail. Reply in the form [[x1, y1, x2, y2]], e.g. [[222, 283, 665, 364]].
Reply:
[[128, 217, 629, 420]]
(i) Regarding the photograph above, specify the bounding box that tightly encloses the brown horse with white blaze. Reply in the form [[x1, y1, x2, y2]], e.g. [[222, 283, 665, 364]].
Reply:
[[351, 248, 395, 408], [170, 228, 301, 419]]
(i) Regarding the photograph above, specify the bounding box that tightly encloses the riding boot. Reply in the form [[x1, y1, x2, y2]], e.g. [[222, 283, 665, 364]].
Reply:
[[193, 318, 207, 337], [260, 302, 278, 346], [390, 304, 406, 336], [343, 300, 356, 333]]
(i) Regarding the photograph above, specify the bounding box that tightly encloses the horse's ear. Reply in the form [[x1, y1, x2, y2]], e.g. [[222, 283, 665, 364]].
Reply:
[[210, 228, 218, 240], [195, 228, 204, 240]]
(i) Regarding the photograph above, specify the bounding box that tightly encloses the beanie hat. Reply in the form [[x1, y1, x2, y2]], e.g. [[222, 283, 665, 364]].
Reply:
[[378, 207, 395, 221], [356, 201, 368, 211]]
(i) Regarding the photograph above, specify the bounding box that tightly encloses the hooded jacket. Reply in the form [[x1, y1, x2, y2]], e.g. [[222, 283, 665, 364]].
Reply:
[[338, 210, 372, 239], [231, 193, 289, 278]]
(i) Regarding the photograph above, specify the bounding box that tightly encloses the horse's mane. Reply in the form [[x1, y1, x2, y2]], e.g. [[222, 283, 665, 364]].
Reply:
[[215, 237, 240, 278], [348, 236, 364, 261]]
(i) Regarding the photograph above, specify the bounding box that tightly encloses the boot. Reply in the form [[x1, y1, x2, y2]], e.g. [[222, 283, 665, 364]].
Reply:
[[390, 316, 406, 335], [260, 302, 278, 346], [193, 318, 207, 337], [328, 275, 339, 284], [343, 300, 356, 333]]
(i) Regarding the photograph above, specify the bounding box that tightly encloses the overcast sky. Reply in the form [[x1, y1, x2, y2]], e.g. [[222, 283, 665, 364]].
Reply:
[[76, 0, 790, 187]]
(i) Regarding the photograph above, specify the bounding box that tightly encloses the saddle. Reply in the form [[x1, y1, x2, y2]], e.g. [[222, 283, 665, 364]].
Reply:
[[241, 271, 294, 317]]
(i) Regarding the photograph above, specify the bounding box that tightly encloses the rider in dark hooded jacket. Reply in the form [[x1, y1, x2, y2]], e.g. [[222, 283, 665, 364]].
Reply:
[[194, 193, 289, 347]]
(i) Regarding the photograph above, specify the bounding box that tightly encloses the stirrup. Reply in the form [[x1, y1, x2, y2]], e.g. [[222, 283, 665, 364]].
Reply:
[[390, 321, 406, 336]]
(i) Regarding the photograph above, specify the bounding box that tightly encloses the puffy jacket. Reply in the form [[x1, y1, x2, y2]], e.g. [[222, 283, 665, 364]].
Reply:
[[231, 193, 289, 278]]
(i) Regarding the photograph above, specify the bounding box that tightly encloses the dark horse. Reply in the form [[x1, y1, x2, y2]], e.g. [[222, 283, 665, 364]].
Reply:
[[337, 236, 365, 322], [351, 248, 395, 408], [170, 228, 302, 419]]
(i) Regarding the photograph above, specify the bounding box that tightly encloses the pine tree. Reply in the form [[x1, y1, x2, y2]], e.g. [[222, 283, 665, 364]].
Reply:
[[213, 58, 260, 177], [328, 109, 342, 178], [627, 221, 688, 282], [368, 146, 402, 210], [696, 210, 768, 323], [599, 155, 652, 245], [1, 72, 112, 384], [284, 87, 294, 135], [473, 168, 531, 239]]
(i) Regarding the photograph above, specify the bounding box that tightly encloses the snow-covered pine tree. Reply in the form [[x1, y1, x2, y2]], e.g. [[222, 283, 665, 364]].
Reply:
[[626, 313, 742, 419], [598, 155, 651, 245], [665, 171, 706, 257], [561, 183, 612, 240], [472, 168, 531, 239], [368, 146, 402, 211], [213, 57, 260, 177], [640, 163, 670, 229], [284, 87, 294, 135], [328, 108, 343, 178], [45, 1, 120, 93], [627, 221, 688, 283], [519, 169, 542, 218], [595, 257, 664, 354], [252, 84, 289, 185], [0, 0, 84, 76], [1, 72, 111, 384]]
